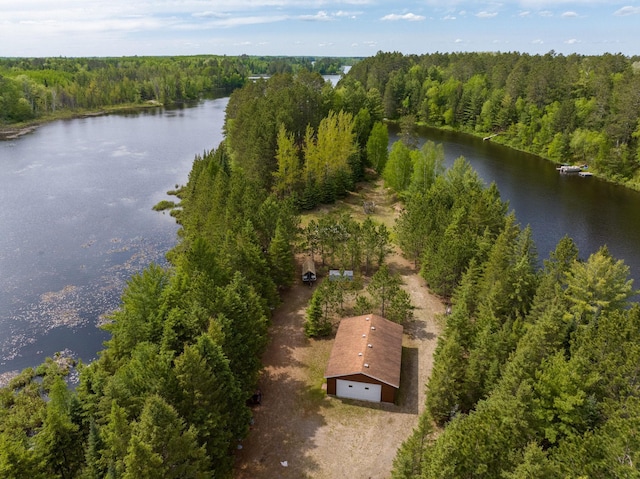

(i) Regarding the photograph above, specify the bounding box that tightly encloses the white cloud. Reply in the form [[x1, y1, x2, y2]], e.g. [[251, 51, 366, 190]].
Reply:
[[381, 13, 426, 21], [299, 11, 334, 21], [443, 14, 457, 20], [565, 38, 580, 44], [335, 10, 361, 19], [212, 15, 288, 28], [532, 38, 544, 44], [538, 10, 553, 17], [476, 11, 498, 18], [519, 11, 531, 17], [614, 6, 640, 16], [561, 11, 578, 18], [192, 12, 230, 19], [455, 38, 463, 43]]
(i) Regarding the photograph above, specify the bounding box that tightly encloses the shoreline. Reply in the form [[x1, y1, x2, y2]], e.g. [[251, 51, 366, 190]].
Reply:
[[0, 101, 163, 141]]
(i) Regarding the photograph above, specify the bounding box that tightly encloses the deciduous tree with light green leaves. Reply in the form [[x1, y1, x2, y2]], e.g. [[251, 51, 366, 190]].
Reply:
[[383, 141, 413, 193]]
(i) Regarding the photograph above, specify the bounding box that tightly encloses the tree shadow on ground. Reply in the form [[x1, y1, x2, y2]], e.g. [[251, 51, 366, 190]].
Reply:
[[404, 315, 437, 341], [235, 373, 333, 479], [386, 257, 416, 276], [234, 273, 334, 478]]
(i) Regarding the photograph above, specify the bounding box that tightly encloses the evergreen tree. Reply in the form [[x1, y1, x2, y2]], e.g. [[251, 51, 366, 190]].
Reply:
[[367, 265, 402, 318], [395, 192, 430, 268], [366, 121, 389, 173], [304, 289, 332, 338], [35, 376, 84, 479], [391, 413, 434, 479], [174, 335, 249, 475], [123, 395, 211, 479], [101, 401, 131, 479], [564, 245, 635, 325], [268, 219, 296, 289], [103, 264, 170, 362], [214, 272, 270, 394], [0, 430, 43, 479]]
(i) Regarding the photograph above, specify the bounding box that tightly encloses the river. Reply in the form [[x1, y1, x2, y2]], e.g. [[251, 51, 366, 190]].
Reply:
[[0, 98, 229, 377], [394, 126, 640, 284], [1, 92, 639, 379]]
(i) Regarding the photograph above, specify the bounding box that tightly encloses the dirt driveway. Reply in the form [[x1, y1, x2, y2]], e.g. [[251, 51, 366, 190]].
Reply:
[[234, 182, 443, 479]]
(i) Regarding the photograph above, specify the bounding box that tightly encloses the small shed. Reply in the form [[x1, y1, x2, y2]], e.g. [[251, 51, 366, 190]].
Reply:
[[302, 257, 316, 284], [328, 269, 353, 281], [324, 314, 403, 403]]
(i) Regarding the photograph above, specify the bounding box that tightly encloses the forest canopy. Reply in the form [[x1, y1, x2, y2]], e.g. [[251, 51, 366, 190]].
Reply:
[[0, 55, 357, 124], [346, 50, 640, 189], [1, 51, 640, 477]]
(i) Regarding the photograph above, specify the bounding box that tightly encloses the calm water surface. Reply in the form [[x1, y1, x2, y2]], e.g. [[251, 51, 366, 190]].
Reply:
[[391, 126, 640, 291], [0, 98, 228, 376]]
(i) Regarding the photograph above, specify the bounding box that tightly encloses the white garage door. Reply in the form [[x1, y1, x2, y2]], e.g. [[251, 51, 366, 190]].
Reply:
[[336, 379, 382, 402]]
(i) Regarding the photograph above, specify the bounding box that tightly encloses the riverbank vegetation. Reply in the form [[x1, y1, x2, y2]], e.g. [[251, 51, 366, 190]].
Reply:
[[0, 55, 355, 133], [0, 70, 378, 477], [1, 55, 640, 477], [346, 51, 640, 189], [386, 144, 640, 478]]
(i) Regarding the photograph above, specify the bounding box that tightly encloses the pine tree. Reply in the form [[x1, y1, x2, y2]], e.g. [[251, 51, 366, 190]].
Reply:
[[304, 290, 331, 337], [268, 219, 296, 289], [35, 376, 84, 479], [366, 121, 389, 173], [214, 272, 270, 394], [367, 265, 402, 318], [101, 401, 131, 479], [174, 335, 249, 475], [123, 395, 211, 479]]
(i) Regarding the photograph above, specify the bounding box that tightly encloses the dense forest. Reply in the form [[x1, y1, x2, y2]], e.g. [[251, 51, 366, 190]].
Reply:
[[0, 55, 353, 124], [387, 145, 640, 477], [0, 67, 388, 477], [347, 51, 640, 189], [1, 51, 640, 477]]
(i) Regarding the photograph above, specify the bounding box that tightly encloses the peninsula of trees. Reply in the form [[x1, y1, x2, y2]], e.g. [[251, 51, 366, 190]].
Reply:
[[4, 51, 639, 188], [0, 52, 639, 477]]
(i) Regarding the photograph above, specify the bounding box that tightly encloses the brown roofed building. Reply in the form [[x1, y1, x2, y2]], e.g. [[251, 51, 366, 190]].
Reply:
[[324, 314, 403, 403]]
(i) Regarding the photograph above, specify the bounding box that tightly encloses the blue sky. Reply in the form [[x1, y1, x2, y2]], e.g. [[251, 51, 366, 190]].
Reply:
[[1, 1, 639, 58]]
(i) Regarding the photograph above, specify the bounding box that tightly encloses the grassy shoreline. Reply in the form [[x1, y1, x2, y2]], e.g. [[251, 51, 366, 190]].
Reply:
[[0, 101, 163, 140]]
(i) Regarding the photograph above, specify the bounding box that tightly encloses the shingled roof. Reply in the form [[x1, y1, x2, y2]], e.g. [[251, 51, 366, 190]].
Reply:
[[324, 314, 403, 388]]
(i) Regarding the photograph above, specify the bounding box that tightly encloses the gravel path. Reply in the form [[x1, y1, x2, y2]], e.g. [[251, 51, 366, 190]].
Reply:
[[234, 182, 443, 479]]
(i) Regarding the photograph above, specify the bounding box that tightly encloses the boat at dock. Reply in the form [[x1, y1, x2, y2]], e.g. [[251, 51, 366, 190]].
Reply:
[[557, 165, 582, 173]]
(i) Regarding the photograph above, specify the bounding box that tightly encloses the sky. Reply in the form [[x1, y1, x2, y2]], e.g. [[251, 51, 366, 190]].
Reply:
[[1, 1, 639, 58]]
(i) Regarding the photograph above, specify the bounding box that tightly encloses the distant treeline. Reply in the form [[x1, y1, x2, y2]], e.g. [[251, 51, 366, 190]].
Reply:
[[346, 51, 640, 189], [0, 55, 358, 123]]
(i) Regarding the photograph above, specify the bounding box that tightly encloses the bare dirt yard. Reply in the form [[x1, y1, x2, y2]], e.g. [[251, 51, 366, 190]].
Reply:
[[234, 180, 444, 479]]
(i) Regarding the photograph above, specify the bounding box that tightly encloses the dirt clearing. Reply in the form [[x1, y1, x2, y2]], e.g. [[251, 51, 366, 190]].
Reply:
[[234, 180, 443, 479]]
